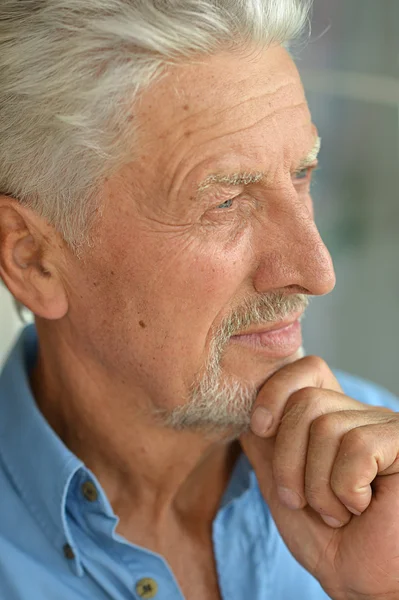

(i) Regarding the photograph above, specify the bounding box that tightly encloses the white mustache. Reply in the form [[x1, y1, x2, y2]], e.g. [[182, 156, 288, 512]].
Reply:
[[216, 293, 309, 345]]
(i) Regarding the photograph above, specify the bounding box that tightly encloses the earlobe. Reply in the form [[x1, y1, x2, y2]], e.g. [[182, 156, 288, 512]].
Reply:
[[0, 200, 69, 320]]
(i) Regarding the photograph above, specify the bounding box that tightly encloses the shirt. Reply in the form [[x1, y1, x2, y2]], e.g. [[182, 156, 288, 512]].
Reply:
[[0, 325, 398, 600]]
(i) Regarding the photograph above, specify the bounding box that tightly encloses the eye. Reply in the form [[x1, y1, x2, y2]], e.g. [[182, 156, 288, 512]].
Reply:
[[216, 199, 234, 209], [293, 168, 310, 181]]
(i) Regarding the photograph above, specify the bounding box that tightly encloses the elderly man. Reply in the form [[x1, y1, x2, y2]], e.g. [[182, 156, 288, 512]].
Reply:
[[0, 1, 398, 599]]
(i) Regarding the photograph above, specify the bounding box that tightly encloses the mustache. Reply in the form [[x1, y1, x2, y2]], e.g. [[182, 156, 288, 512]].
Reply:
[[214, 293, 310, 351]]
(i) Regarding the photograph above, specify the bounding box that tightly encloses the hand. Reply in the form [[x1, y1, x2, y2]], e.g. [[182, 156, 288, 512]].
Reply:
[[240, 356, 399, 600]]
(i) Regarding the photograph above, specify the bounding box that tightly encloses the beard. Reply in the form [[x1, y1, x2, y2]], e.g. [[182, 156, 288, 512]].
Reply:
[[161, 292, 309, 435]]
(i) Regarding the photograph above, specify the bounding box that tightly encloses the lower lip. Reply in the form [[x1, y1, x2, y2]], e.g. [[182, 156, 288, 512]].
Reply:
[[230, 320, 302, 358]]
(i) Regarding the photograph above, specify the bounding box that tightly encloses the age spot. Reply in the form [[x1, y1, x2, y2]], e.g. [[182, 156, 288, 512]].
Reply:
[[139, 320, 147, 329]]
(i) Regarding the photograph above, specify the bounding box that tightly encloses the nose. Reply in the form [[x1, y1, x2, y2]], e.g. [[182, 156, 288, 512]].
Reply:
[[252, 196, 336, 297]]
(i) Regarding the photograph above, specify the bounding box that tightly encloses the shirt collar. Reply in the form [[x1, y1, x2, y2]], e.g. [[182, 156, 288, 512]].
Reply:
[[220, 451, 254, 509], [0, 325, 85, 574], [0, 325, 256, 572]]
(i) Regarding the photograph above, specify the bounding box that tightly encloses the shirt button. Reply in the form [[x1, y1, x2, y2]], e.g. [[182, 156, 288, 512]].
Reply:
[[81, 480, 98, 502], [63, 543, 75, 560], [135, 578, 158, 598]]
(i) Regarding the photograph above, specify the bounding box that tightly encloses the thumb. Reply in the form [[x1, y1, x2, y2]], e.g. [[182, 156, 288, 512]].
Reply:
[[249, 356, 343, 439]]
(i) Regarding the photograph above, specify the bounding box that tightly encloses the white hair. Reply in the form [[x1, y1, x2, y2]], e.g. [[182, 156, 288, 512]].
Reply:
[[0, 0, 313, 249]]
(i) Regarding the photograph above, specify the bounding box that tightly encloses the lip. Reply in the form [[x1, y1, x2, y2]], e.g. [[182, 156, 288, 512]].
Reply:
[[230, 312, 304, 358], [231, 310, 305, 337]]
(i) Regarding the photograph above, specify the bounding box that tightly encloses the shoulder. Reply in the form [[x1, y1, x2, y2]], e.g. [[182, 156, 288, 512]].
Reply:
[[334, 370, 399, 411]]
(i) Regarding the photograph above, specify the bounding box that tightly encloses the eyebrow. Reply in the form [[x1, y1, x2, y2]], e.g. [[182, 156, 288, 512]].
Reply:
[[197, 136, 322, 193], [297, 136, 321, 170], [198, 171, 264, 192]]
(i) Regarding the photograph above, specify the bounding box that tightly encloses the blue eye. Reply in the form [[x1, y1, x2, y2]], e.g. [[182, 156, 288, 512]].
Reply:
[[294, 168, 310, 181], [217, 199, 234, 209]]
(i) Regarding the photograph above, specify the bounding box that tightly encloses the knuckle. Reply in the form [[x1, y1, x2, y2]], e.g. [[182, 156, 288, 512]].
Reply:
[[341, 427, 371, 455], [302, 355, 329, 374], [284, 388, 325, 423], [330, 472, 367, 508], [329, 469, 348, 497], [310, 412, 344, 438]]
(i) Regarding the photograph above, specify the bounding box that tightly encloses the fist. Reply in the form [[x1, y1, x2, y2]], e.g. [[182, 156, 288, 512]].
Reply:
[[241, 356, 399, 599]]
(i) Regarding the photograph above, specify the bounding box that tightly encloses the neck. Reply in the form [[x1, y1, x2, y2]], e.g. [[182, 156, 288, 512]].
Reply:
[[30, 323, 241, 541]]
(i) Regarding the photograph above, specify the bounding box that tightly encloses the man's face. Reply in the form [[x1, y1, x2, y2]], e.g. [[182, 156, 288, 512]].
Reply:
[[64, 45, 335, 431]]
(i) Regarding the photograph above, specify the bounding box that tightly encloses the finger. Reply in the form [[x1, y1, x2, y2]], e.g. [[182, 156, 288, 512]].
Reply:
[[331, 420, 399, 515], [240, 432, 340, 575], [305, 410, 394, 527], [250, 355, 343, 438], [272, 388, 369, 511]]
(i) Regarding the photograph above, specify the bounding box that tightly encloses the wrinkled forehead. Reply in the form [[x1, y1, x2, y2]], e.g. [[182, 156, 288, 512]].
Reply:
[[133, 45, 314, 191], [138, 45, 307, 135]]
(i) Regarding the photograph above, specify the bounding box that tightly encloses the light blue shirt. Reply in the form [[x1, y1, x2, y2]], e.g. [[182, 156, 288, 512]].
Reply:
[[1, 325, 398, 600]]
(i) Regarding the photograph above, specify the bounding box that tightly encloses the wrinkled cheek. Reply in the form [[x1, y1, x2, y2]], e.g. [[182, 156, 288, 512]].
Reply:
[[103, 224, 254, 360], [148, 226, 251, 297]]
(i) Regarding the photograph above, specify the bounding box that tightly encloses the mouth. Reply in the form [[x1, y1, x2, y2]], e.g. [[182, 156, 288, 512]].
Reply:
[[229, 311, 304, 358]]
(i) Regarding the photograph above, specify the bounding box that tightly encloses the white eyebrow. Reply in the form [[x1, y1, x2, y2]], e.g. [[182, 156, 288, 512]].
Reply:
[[198, 171, 264, 192], [196, 136, 322, 195], [298, 136, 321, 170]]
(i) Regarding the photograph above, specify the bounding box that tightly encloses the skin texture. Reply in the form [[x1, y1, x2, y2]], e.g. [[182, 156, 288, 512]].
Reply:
[[242, 357, 399, 600], [1, 44, 398, 600]]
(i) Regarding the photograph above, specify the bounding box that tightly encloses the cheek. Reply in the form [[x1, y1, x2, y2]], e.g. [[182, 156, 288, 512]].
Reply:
[[129, 229, 255, 354], [157, 231, 253, 302], [82, 214, 255, 354], [67, 217, 256, 403], [302, 193, 315, 220]]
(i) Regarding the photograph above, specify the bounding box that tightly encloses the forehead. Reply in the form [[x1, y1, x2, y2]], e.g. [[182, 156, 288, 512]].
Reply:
[[134, 45, 314, 192]]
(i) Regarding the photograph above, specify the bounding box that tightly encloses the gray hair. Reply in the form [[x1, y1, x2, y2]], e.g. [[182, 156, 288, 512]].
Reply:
[[0, 0, 313, 249]]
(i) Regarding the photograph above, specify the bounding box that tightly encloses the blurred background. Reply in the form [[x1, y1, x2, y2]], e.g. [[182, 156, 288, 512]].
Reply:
[[1, 0, 398, 394], [297, 0, 399, 394]]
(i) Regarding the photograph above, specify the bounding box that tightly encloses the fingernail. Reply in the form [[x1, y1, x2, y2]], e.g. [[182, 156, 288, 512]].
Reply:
[[321, 515, 343, 528], [277, 487, 303, 510], [250, 407, 273, 436], [344, 505, 362, 516]]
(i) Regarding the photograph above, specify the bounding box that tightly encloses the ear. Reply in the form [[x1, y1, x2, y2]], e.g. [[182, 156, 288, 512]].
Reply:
[[0, 196, 69, 320]]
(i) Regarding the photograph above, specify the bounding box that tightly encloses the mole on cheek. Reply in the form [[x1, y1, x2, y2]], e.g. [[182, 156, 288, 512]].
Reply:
[[139, 320, 147, 329]]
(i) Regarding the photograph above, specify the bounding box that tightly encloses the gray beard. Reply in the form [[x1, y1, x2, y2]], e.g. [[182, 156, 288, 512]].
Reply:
[[164, 368, 258, 435], [161, 292, 309, 435]]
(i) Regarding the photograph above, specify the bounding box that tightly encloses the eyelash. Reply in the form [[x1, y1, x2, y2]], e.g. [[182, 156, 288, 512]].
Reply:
[[293, 166, 318, 182], [216, 198, 234, 210], [295, 168, 309, 180]]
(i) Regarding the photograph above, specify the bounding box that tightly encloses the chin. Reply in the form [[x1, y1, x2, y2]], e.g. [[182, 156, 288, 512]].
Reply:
[[226, 346, 306, 391], [261, 346, 306, 389], [164, 347, 307, 435]]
